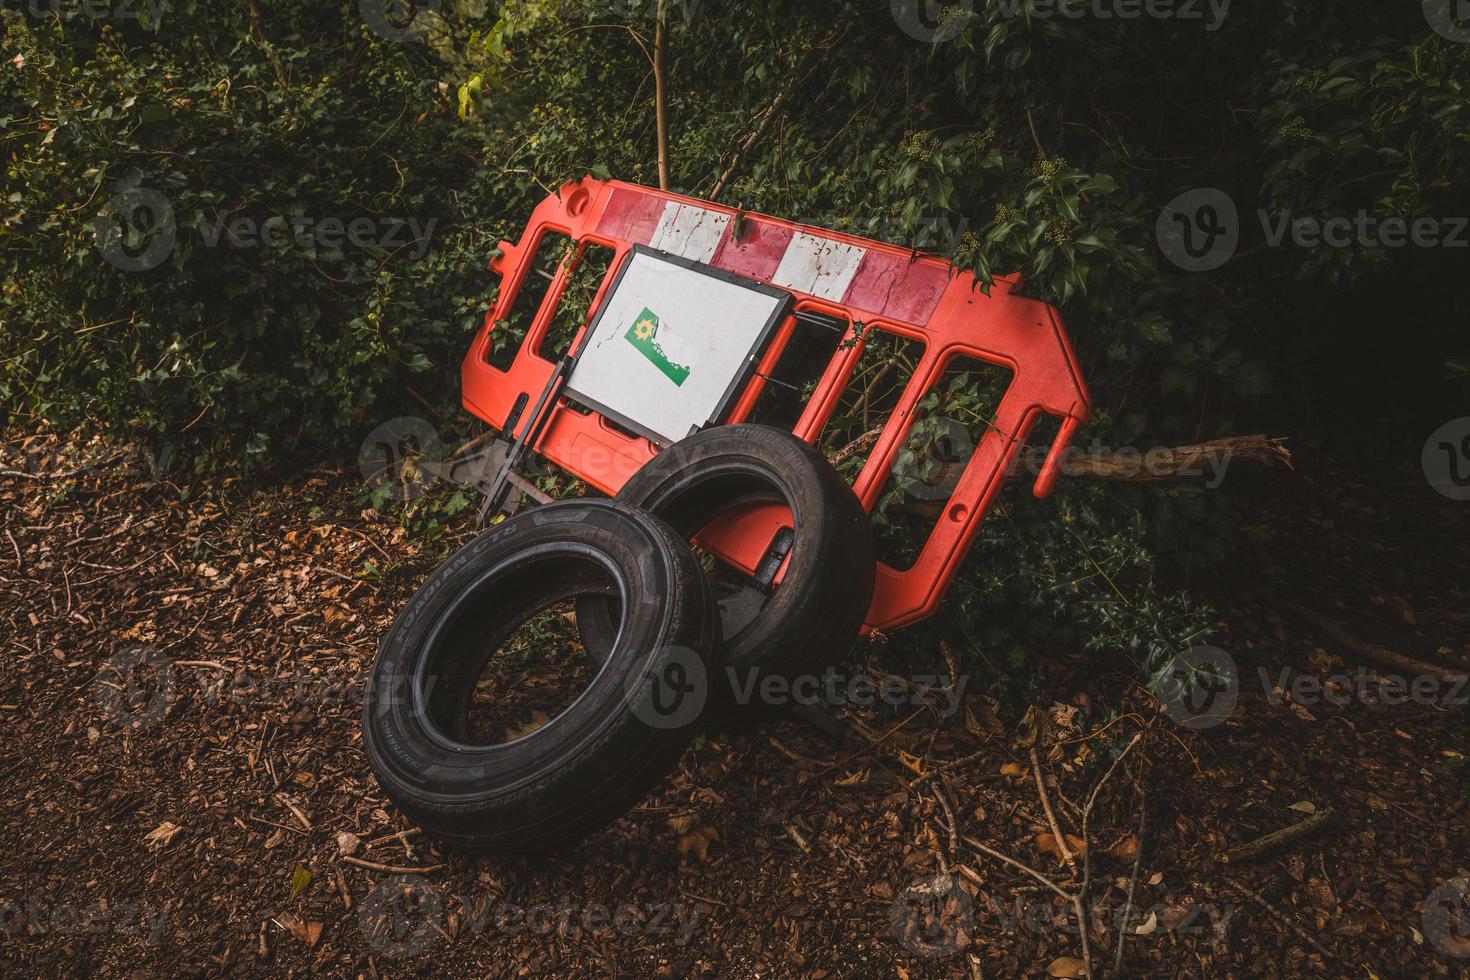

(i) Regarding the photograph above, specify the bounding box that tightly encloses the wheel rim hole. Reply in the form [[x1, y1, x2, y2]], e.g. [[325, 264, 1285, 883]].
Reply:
[[421, 556, 624, 748]]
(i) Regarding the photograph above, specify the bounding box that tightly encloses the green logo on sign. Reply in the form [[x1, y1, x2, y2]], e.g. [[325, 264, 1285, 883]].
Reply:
[[625, 308, 691, 386]]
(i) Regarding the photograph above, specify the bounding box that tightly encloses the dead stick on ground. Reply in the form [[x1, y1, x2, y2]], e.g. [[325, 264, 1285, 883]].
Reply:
[[1227, 882, 1342, 966], [957, 830, 1094, 979], [1113, 783, 1148, 977], [1032, 747, 1076, 869], [274, 793, 312, 832], [1048, 435, 1293, 481], [341, 856, 444, 875], [366, 827, 423, 850], [334, 867, 353, 911], [1273, 600, 1467, 684], [1080, 736, 1143, 929], [932, 783, 959, 860], [1078, 734, 1143, 979], [1220, 807, 1335, 865], [957, 832, 1072, 901]]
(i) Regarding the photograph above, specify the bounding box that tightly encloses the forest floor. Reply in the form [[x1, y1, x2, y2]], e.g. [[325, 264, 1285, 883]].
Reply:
[[1, 428, 1467, 979]]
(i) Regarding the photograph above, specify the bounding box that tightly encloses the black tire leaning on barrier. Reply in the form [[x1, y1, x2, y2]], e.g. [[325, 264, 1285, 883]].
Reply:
[[362, 499, 720, 855], [577, 424, 876, 699]]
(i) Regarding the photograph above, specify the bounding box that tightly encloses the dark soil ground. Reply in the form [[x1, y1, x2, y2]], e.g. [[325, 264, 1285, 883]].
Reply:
[[2, 429, 1467, 978]]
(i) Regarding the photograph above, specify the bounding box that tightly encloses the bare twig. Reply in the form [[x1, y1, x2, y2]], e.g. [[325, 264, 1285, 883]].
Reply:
[[829, 427, 881, 467], [1273, 600, 1467, 684], [957, 832, 1071, 901], [957, 827, 1095, 980], [341, 855, 444, 875], [365, 828, 423, 850], [708, 28, 845, 201], [907, 748, 998, 791], [1113, 784, 1148, 977], [1220, 807, 1335, 865], [274, 792, 312, 831], [1225, 882, 1342, 966], [653, 0, 670, 190], [1031, 747, 1076, 870], [932, 784, 959, 860], [710, 96, 784, 202]]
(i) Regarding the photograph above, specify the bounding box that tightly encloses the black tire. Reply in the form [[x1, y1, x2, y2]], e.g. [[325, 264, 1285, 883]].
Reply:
[[577, 424, 876, 701], [362, 499, 719, 855]]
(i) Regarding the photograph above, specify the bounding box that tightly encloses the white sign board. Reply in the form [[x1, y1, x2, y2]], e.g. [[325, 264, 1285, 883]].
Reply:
[[564, 247, 791, 445]]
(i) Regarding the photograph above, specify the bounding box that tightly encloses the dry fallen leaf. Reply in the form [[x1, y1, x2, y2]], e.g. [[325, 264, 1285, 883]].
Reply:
[[999, 762, 1026, 778], [1133, 910, 1159, 935], [1110, 834, 1140, 862], [505, 710, 551, 741], [277, 913, 324, 947], [1290, 702, 1317, 722], [676, 826, 720, 862], [1035, 832, 1087, 864], [1287, 800, 1317, 815], [1049, 701, 1080, 733], [1047, 955, 1087, 978], [144, 821, 183, 850], [665, 812, 698, 835], [335, 831, 361, 857]]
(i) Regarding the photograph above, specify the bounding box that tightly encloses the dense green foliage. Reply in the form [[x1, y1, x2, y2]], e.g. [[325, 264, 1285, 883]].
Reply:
[[4, 1, 1467, 686]]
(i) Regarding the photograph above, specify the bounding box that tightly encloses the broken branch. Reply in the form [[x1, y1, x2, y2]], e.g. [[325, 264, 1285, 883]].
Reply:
[[1220, 806, 1334, 865], [1273, 600, 1468, 684], [1054, 435, 1292, 481]]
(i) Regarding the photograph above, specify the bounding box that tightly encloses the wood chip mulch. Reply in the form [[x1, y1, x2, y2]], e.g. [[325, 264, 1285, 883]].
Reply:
[[2, 429, 1467, 978]]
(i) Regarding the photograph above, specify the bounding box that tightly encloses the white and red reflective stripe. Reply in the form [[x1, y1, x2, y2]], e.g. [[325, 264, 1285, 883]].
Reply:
[[648, 200, 730, 263], [597, 187, 951, 326], [769, 231, 866, 302]]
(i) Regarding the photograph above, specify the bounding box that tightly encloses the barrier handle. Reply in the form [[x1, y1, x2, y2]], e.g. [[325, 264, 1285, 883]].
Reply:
[[1033, 414, 1081, 499]]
